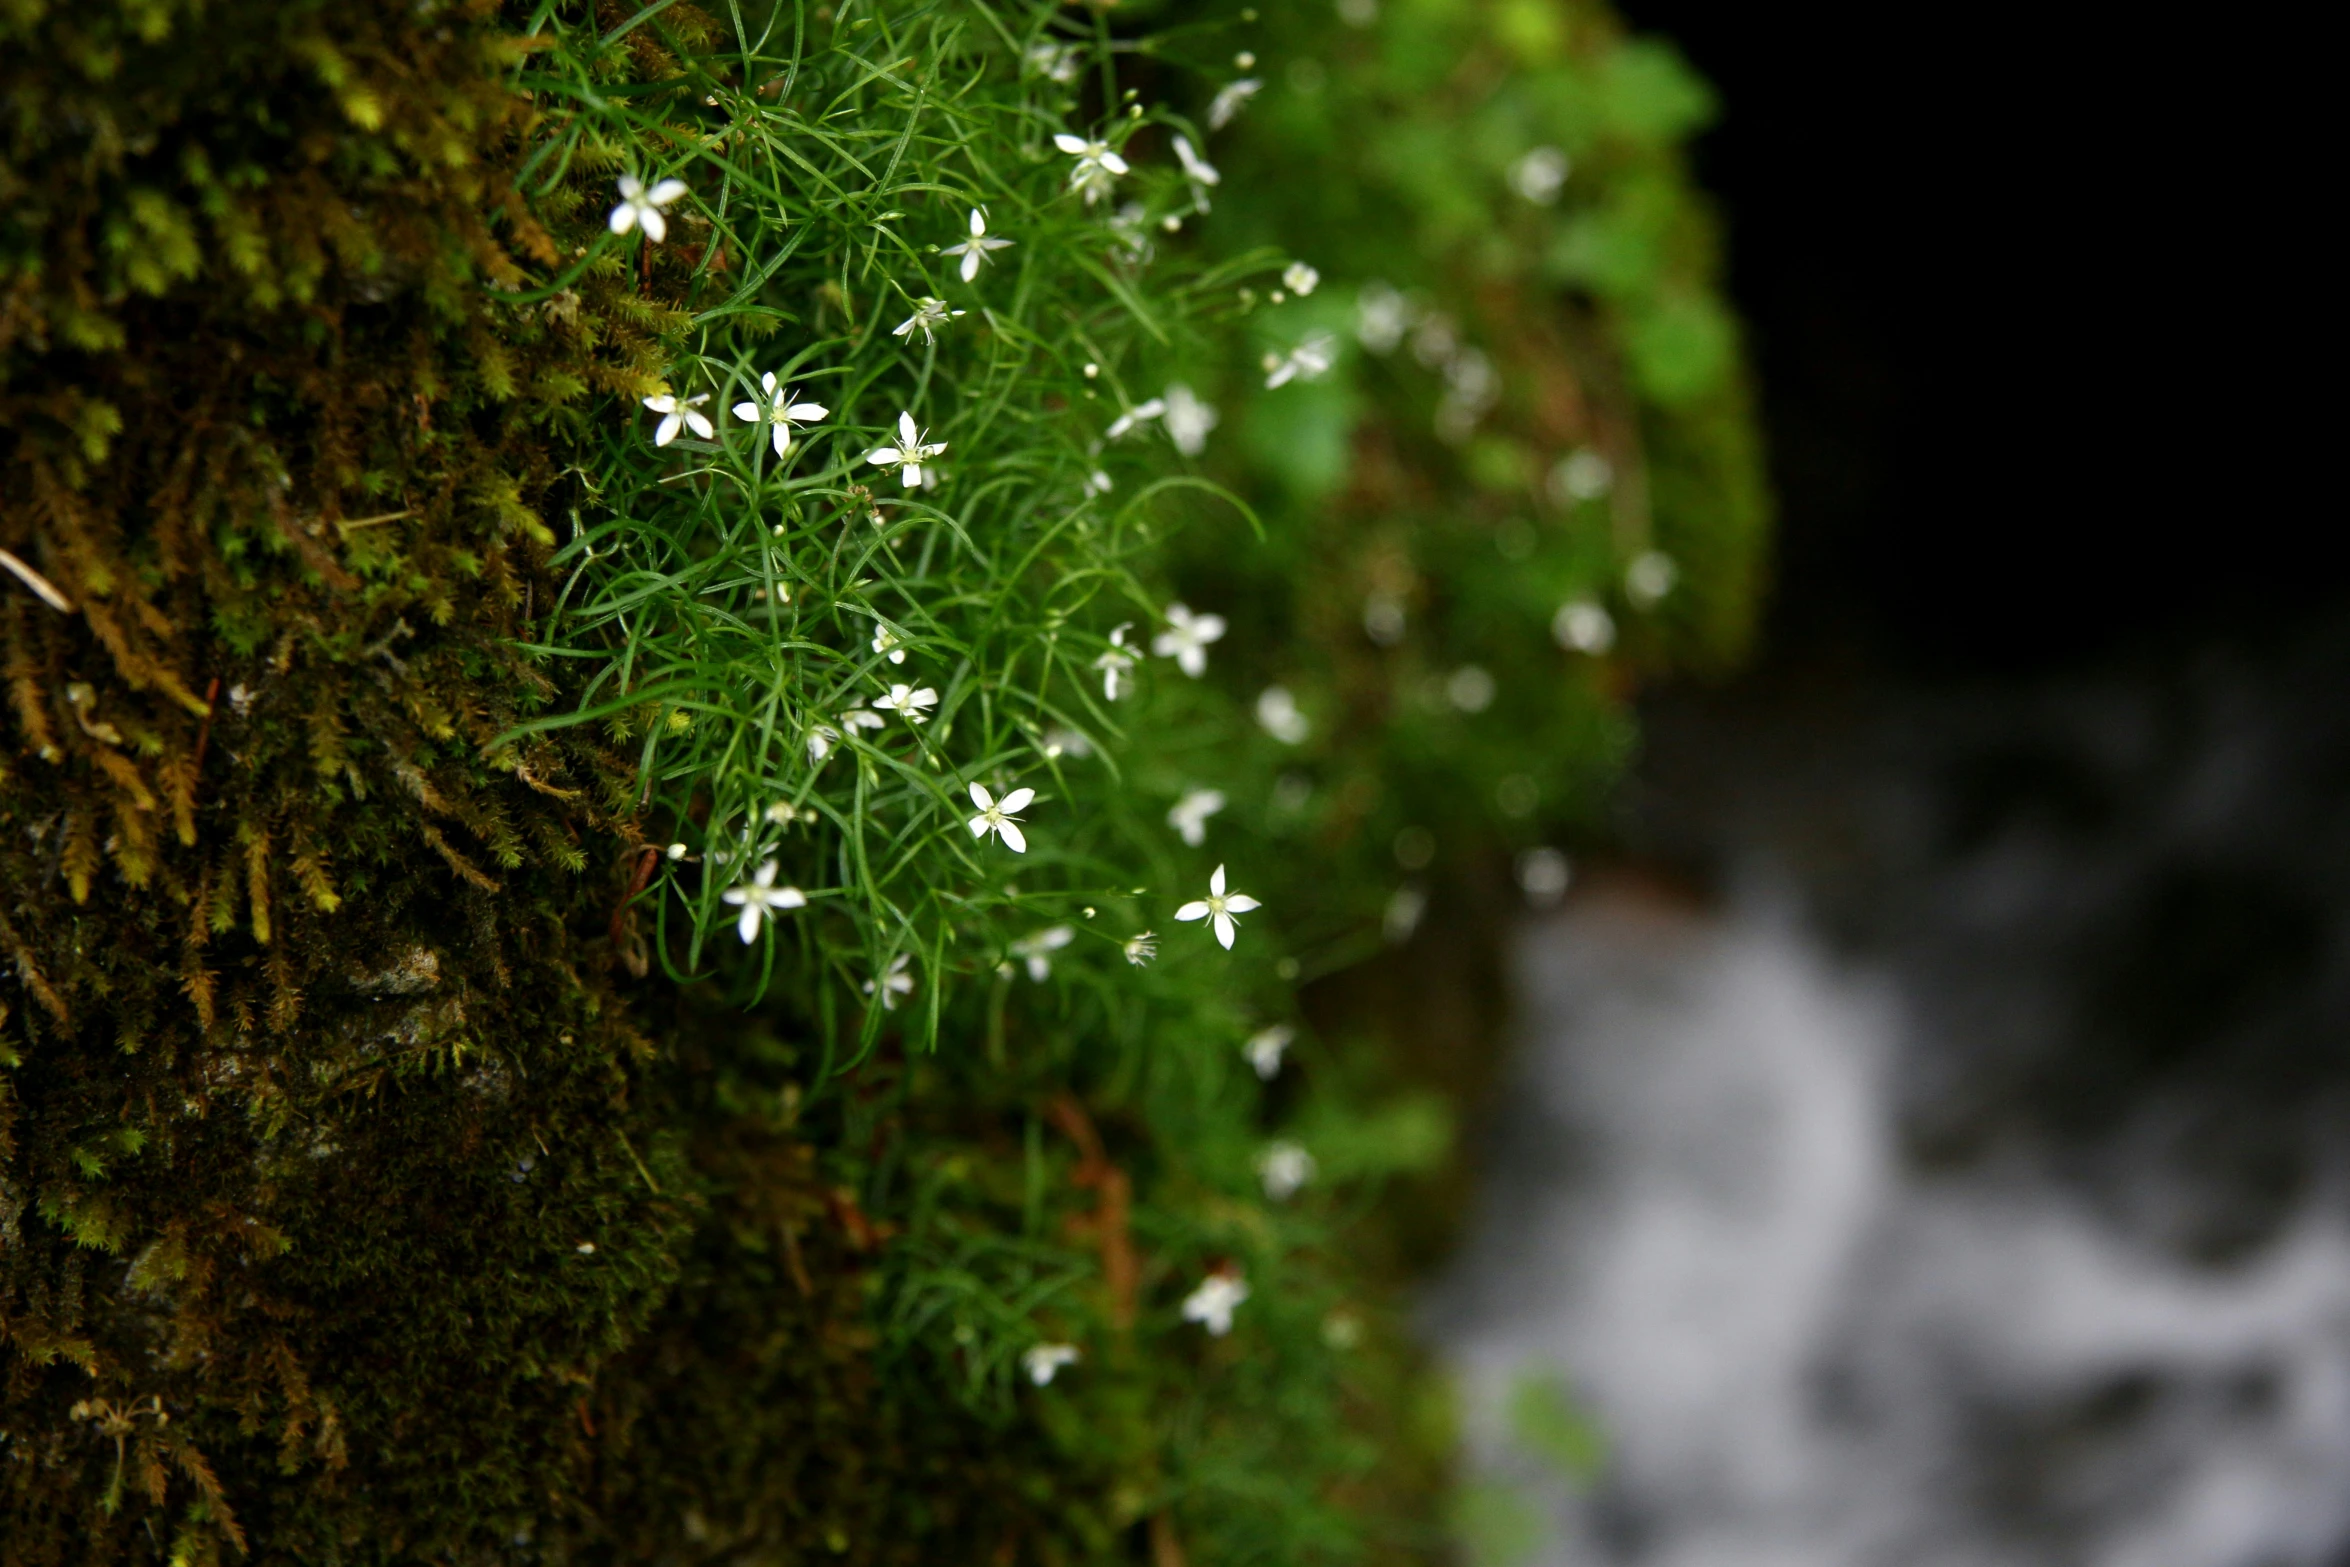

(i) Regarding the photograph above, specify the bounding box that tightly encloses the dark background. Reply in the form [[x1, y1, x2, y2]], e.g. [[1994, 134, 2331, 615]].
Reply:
[[1610, 1, 2324, 675]]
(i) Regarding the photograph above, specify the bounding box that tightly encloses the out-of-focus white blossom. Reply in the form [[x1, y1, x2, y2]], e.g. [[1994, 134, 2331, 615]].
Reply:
[[1511, 146, 1571, 204], [1167, 788, 1226, 846], [1552, 599, 1617, 655], [1153, 604, 1226, 677], [1256, 685, 1310, 744]]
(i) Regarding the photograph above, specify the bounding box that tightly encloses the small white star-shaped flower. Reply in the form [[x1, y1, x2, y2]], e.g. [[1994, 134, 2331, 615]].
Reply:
[[893, 296, 966, 344], [1207, 78, 1262, 131], [967, 782, 1036, 853], [1053, 133, 1130, 205], [1094, 623, 1138, 699], [1023, 1342, 1081, 1385], [806, 723, 842, 763], [1256, 685, 1310, 744], [1153, 603, 1226, 677], [731, 373, 827, 458], [1264, 331, 1337, 388], [872, 684, 938, 725], [1167, 788, 1225, 847], [609, 173, 689, 243], [864, 953, 914, 1009], [1257, 1141, 1316, 1201], [1245, 1024, 1294, 1079], [1282, 261, 1320, 296], [642, 391, 713, 446], [867, 412, 947, 489], [1105, 397, 1165, 441], [1175, 864, 1261, 950], [1182, 1271, 1250, 1335], [871, 624, 907, 664], [842, 707, 888, 734], [1123, 931, 1157, 966], [941, 207, 1015, 282], [1171, 134, 1220, 209], [1162, 384, 1218, 455], [1010, 924, 1075, 981], [720, 860, 806, 944]]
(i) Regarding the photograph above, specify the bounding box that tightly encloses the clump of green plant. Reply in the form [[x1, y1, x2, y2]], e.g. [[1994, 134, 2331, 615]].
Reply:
[[1, 0, 1764, 1559]]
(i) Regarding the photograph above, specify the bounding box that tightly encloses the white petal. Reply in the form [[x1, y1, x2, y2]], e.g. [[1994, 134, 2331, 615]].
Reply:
[[1099, 150, 1129, 175], [969, 782, 993, 810], [961, 250, 981, 283], [656, 414, 683, 446], [790, 402, 828, 421], [1178, 648, 1207, 677], [1175, 901, 1211, 922], [1223, 894, 1261, 913], [1053, 133, 1088, 154], [868, 448, 901, 466], [969, 208, 987, 237], [609, 203, 639, 235], [648, 178, 689, 205], [1212, 913, 1236, 949], [640, 208, 668, 244], [738, 904, 762, 944], [771, 424, 790, 458], [722, 888, 749, 907], [761, 371, 779, 394], [618, 175, 645, 200], [1210, 864, 1227, 896], [996, 820, 1027, 853], [733, 402, 761, 423], [998, 788, 1035, 813], [684, 412, 713, 438], [898, 411, 920, 445], [1194, 615, 1227, 640], [899, 463, 921, 488], [969, 815, 992, 838]]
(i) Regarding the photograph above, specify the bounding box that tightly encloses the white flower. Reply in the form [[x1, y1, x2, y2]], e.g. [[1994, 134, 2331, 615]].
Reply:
[[1042, 726, 1093, 759], [867, 411, 947, 488], [1255, 685, 1309, 744], [806, 723, 842, 763], [1153, 603, 1225, 677], [1626, 550, 1679, 608], [1552, 599, 1617, 655], [1383, 884, 1427, 944], [872, 683, 939, 724], [1094, 623, 1138, 699], [764, 800, 806, 826], [871, 624, 907, 664], [893, 296, 966, 344], [642, 392, 713, 446], [1550, 448, 1614, 502], [720, 860, 807, 944], [942, 207, 1014, 283], [1257, 1141, 1316, 1201], [864, 953, 914, 1009], [967, 781, 1036, 853], [1085, 469, 1114, 496], [1052, 133, 1129, 205], [1281, 261, 1320, 296], [1264, 331, 1337, 389], [842, 708, 888, 733], [1356, 282, 1414, 353], [1123, 931, 1157, 966], [1162, 384, 1217, 455], [1025, 41, 1083, 84], [1516, 846, 1572, 907], [1207, 78, 1262, 131], [731, 373, 828, 458], [1010, 924, 1075, 981], [1244, 1024, 1294, 1080], [608, 173, 689, 243], [1446, 665, 1496, 712], [1181, 1272, 1249, 1335], [1023, 1342, 1081, 1385], [1171, 134, 1220, 209], [1105, 397, 1165, 441], [1107, 202, 1154, 263], [1510, 145, 1572, 205], [1167, 788, 1225, 847], [1175, 863, 1261, 950]]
